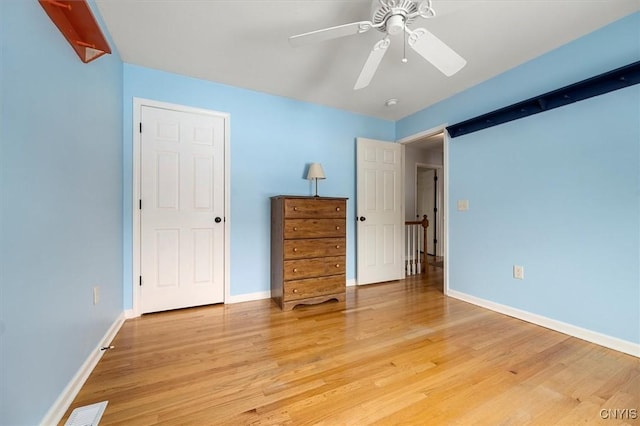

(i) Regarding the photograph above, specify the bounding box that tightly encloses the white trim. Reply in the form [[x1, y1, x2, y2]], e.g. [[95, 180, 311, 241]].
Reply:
[[346, 278, 356, 287], [400, 143, 406, 274], [124, 309, 137, 319], [132, 98, 231, 316], [132, 100, 142, 316], [448, 289, 640, 358], [226, 291, 271, 304], [41, 312, 125, 426], [442, 130, 450, 294], [397, 124, 448, 144]]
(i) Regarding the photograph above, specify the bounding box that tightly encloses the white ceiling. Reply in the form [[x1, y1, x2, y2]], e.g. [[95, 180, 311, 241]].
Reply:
[[95, 0, 640, 121]]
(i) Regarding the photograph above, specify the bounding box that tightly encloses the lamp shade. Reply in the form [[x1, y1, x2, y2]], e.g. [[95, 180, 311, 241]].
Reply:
[[306, 163, 326, 180]]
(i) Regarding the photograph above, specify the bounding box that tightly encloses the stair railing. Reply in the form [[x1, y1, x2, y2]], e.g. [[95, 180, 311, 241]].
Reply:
[[405, 215, 429, 276]]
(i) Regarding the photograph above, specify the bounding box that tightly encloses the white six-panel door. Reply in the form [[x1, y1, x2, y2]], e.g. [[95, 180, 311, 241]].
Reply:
[[356, 138, 404, 285], [140, 105, 225, 313]]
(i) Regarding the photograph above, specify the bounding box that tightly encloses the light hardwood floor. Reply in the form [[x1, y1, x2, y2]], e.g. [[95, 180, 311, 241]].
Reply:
[[60, 268, 640, 425]]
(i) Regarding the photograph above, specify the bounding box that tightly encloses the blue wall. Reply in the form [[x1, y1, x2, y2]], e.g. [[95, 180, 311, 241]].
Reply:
[[397, 12, 640, 344], [122, 66, 395, 308], [1, 2, 637, 424], [0, 1, 123, 424]]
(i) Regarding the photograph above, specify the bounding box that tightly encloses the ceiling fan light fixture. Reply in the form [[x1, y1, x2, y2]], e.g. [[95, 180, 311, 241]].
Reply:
[[385, 98, 399, 107], [386, 14, 405, 35]]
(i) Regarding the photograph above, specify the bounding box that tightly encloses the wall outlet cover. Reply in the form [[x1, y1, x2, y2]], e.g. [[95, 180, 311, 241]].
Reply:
[[513, 265, 524, 280]]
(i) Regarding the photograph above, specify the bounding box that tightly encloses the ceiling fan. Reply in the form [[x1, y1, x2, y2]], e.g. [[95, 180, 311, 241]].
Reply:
[[289, 0, 466, 90]]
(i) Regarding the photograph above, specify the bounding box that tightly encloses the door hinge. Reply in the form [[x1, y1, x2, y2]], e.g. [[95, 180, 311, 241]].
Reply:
[[434, 207, 438, 213], [139, 276, 142, 286], [139, 199, 142, 210], [434, 175, 438, 182], [139, 122, 142, 133], [433, 239, 438, 244]]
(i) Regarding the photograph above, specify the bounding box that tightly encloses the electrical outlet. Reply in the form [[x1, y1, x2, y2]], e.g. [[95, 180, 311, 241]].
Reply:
[[93, 286, 100, 305], [513, 265, 524, 280], [457, 200, 469, 211]]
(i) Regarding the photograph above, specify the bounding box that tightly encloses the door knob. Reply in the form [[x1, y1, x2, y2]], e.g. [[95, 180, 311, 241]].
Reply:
[[359, 216, 366, 222], [215, 217, 222, 223]]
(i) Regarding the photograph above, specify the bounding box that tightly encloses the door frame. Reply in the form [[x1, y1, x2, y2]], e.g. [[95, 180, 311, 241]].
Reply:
[[131, 98, 231, 317], [398, 124, 450, 294]]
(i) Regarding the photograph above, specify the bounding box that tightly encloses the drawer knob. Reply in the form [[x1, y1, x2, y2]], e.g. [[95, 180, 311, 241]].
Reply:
[[335, 264, 340, 268], [293, 247, 298, 252], [336, 245, 340, 249], [293, 268, 298, 272], [293, 227, 298, 231], [336, 226, 340, 230], [293, 207, 298, 211], [293, 289, 298, 293], [336, 207, 341, 212]]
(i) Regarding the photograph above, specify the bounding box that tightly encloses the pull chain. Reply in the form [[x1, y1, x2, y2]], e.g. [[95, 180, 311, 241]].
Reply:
[[402, 19, 408, 63]]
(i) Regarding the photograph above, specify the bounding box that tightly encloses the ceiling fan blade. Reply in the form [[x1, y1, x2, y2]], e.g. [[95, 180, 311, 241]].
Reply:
[[354, 37, 390, 90], [407, 28, 466, 76], [289, 21, 375, 47]]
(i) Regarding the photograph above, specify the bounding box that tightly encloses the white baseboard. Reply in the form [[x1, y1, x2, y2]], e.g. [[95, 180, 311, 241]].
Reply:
[[40, 312, 125, 426], [124, 309, 137, 319], [226, 291, 270, 304], [346, 278, 356, 287], [447, 290, 640, 358]]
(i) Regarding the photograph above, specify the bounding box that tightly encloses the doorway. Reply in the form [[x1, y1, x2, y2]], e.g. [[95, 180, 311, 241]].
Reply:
[[400, 126, 449, 292], [416, 165, 443, 260]]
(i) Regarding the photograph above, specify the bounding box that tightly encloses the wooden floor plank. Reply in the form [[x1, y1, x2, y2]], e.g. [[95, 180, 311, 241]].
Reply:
[[59, 269, 640, 425]]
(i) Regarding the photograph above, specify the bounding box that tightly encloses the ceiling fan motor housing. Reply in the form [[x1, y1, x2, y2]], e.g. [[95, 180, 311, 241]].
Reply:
[[372, 0, 419, 34]]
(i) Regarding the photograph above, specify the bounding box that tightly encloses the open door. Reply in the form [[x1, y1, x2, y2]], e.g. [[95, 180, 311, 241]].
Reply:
[[356, 138, 404, 285]]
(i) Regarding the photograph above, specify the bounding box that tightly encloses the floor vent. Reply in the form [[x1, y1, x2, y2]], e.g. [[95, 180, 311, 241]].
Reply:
[[64, 401, 108, 426]]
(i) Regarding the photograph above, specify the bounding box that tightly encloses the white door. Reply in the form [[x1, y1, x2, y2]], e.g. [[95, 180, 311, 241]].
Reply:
[[140, 105, 225, 313], [356, 138, 404, 285]]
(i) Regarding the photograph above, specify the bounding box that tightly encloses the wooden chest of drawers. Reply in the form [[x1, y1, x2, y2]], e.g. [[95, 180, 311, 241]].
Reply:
[[271, 196, 347, 311]]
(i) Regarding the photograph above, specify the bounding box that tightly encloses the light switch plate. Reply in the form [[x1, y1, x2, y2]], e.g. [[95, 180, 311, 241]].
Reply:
[[513, 265, 524, 280], [457, 200, 469, 211]]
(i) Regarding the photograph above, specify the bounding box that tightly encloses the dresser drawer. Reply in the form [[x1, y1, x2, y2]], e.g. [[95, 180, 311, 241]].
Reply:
[[284, 219, 345, 239], [283, 256, 345, 280], [283, 238, 345, 260], [284, 198, 346, 219], [283, 275, 345, 301]]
